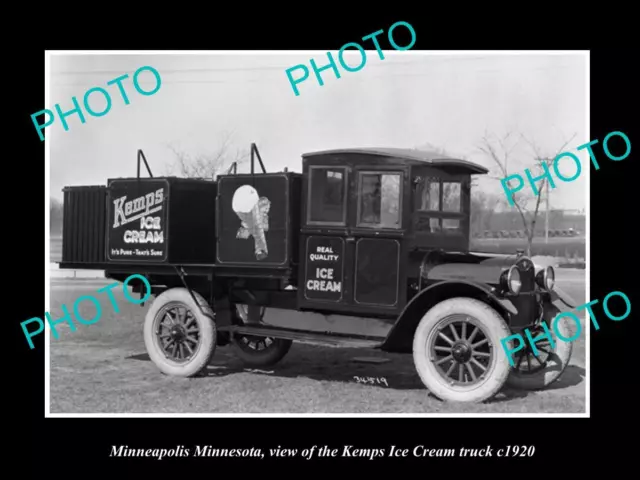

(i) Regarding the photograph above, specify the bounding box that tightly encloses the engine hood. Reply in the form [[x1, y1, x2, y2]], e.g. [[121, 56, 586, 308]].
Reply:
[[422, 251, 528, 286]]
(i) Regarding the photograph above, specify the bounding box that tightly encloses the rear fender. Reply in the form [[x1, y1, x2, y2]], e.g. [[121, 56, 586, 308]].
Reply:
[[381, 280, 517, 353]]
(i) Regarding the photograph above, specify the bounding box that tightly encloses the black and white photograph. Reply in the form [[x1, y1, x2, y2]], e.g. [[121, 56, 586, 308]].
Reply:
[[45, 50, 588, 416]]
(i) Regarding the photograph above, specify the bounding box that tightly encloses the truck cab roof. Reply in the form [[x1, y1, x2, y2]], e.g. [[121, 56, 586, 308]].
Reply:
[[302, 147, 489, 176]]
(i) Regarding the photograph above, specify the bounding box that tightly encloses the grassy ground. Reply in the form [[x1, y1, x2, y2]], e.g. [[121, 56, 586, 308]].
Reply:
[[48, 280, 586, 414]]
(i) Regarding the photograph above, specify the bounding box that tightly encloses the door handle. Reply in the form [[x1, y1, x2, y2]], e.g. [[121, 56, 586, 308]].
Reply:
[[346, 236, 355, 242]]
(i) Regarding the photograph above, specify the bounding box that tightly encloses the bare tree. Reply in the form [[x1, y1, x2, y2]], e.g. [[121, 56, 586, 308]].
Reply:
[[477, 130, 577, 256], [165, 132, 249, 179]]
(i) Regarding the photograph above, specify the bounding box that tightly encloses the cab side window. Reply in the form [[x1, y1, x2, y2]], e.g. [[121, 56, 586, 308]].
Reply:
[[357, 171, 402, 229], [443, 181, 461, 212], [308, 167, 347, 225], [415, 177, 463, 235]]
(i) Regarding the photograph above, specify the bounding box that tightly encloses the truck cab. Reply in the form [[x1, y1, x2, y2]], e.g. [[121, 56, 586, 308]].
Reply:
[[297, 148, 487, 317]]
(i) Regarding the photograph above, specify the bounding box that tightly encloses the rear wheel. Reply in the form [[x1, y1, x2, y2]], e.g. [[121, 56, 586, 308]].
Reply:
[[231, 304, 292, 367], [232, 334, 293, 367], [413, 297, 512, 403], [143, 288, 216, 377], [506, 304, 574, 390]]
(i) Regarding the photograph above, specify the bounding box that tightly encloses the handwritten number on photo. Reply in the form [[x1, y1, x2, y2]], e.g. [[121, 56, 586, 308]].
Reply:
[[354, 376, 389, 387]]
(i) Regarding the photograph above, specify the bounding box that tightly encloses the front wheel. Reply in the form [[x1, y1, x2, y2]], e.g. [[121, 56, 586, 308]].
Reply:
[[143, 288, 217, 377], [413, 297, 512, 403]]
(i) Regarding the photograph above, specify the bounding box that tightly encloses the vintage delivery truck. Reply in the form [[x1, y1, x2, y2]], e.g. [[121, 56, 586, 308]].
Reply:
[[58, 144, 577, 403]]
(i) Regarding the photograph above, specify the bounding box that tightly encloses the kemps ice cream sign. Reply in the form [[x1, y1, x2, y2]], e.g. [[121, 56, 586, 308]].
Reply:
[[107, 180, 166, 261]]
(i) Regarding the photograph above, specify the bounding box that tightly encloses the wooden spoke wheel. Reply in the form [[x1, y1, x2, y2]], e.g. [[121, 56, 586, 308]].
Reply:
[[413, 297, 512, 403], [143, 288, 217, 377], [232, 304, 292, 367]]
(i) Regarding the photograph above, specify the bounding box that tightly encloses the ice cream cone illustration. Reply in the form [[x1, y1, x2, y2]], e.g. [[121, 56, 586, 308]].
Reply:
[[232, 185, 270, 260]]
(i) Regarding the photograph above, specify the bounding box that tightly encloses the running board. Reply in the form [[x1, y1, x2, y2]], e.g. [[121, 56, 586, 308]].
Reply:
[[218, 324, 385, 349]]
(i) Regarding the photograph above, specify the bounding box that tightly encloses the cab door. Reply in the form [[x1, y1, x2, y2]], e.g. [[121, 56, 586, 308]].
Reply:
[[297, 162, 407, 317], [348, 167, 407, 315], [298, 164, 351, 311]]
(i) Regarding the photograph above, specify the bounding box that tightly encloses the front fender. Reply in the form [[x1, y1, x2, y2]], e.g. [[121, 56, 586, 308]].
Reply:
[[381, 280, 517, 353], [549, 287, 578, 310], [426, 263, 508, 286]]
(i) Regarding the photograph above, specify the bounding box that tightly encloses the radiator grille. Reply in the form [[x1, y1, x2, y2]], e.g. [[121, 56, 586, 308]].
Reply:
[[516, 256, 536, 293], [508, 256, 538, 329]]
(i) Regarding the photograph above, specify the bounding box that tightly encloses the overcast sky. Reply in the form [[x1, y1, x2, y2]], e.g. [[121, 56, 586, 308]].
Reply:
[[48, 52, 587, 210]]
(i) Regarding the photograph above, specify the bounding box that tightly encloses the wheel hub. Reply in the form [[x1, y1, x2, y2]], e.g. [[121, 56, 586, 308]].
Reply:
[[170, 324, 187, 342], [451, 341, 472, 363], [154, 302, 202, 364], [428, 314, 494, 386]]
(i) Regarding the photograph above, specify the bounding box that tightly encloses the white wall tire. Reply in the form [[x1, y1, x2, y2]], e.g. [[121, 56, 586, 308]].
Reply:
[[143, 288, 216, 377], [413, 297, 512, 403], [506, 305, 574, 390]]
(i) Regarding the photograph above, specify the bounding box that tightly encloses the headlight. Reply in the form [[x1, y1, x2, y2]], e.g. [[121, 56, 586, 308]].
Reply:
[[544, 266, 555, 290], [535, 265, 555, 290], [506, 266, 521, 294]]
